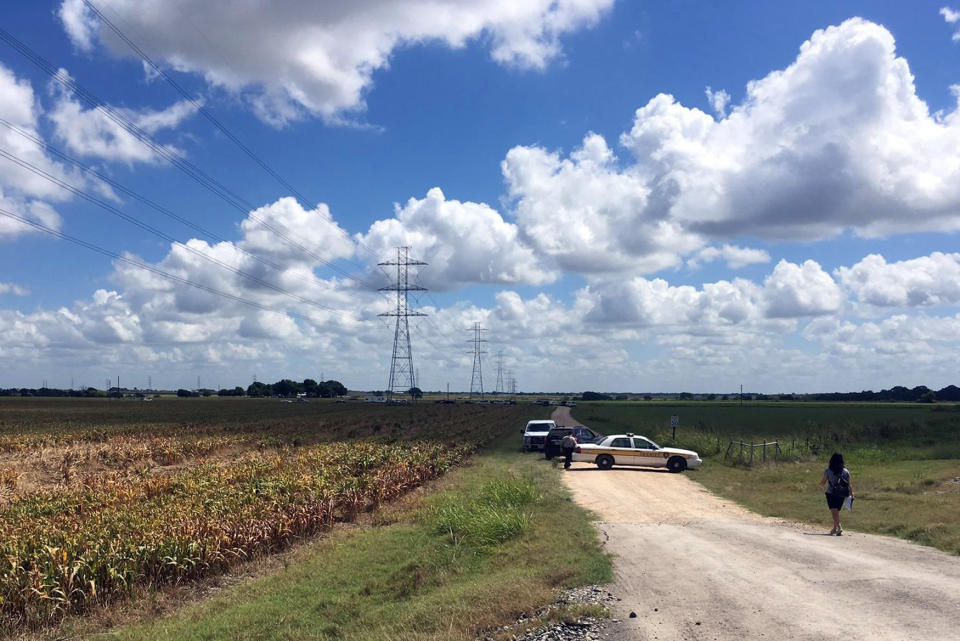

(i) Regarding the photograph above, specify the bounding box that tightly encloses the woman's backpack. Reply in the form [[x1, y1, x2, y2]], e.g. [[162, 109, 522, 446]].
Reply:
[[832, 470, 850, 497]]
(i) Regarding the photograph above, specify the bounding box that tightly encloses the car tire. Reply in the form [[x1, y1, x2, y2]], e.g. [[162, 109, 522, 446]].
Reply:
[[596, 455, 614, 470], [667, 456, 687, 473]]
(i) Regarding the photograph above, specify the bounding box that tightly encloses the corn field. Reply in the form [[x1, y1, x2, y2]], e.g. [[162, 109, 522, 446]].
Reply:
[[0, 399, 540, 632]]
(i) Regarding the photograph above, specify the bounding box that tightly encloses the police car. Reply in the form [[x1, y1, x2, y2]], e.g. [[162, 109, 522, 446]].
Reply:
[[572, 433, 702, 472]]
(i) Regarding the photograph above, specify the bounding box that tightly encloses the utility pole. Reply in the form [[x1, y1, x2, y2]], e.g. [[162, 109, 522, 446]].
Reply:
[[740, 384, 743, 407], [379, 246, 427, 398], [467, 322, 487, 399], [494, 350, 505, 394], [148, 375, 152, 391]]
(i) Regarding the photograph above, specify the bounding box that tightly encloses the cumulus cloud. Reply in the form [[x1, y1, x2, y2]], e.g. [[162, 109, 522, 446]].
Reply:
[[763, 260, 844, 318], [359, 187, 556, 290], [704, 86, 730, 117], [503, 18, 960, 274], [0, 64, 74, 238], [687, 244, 770, 270], [47, 69, 199, 164], [835, 252, 960, 307], [942, 7, 960, 40], [59, 0, 614, 125], [503, 133, 703, 274]]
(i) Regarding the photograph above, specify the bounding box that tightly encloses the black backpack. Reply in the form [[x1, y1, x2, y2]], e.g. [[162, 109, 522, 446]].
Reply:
[[832, 470, 850, 497]]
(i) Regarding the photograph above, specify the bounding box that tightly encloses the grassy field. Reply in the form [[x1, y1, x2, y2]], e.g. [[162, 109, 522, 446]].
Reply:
[[1, 398, 579, 634], [578, 401, 960, 553], [75, 433, 611, 641]]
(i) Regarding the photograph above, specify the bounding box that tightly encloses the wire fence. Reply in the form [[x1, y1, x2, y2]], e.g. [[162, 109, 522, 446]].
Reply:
[[725, 440, 782, 465]]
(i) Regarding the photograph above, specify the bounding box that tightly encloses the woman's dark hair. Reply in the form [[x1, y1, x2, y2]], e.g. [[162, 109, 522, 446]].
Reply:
[[828, 452, 845, 474]]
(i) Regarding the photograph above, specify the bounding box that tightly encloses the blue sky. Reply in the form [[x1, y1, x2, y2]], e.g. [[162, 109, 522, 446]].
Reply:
[[0, 0, 959, 393]]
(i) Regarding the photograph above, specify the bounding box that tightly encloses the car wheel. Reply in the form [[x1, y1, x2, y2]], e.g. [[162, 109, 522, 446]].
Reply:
[[596, 455, 614, 470], [667, 456, 687, 473]]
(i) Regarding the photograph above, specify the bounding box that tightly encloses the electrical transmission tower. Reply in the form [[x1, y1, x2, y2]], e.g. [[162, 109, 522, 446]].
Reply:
[[467, 322, 487, 398], [494, 350, 505, 394], [379, 247, 427, 397]]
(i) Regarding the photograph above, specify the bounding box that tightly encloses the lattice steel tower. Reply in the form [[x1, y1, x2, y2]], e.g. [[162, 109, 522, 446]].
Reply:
[[494, 350, 505, 394], [379, 247, 427, 396], [468, 322, 487, 398]]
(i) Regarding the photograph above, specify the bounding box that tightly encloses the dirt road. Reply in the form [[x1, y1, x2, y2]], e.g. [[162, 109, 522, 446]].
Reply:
[[552, 407, 960, 641]]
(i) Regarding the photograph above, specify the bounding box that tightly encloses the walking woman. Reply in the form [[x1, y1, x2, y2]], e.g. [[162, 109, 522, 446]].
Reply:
[[818, 452, 853, 535]]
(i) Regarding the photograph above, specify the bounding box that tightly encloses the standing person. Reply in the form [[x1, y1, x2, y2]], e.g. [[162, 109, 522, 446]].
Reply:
[[818, 452, 853, 535], [562, 432, 578, 470]]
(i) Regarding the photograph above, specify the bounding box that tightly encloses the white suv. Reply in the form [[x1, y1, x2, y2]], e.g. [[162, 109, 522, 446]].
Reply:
[[521, 419, 556, 452]]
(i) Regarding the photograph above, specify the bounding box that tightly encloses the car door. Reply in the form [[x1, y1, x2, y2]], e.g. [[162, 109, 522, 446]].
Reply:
[[607, 437, 634, 466], [573, 427, 597, 443], [631, 437, 666, 468]]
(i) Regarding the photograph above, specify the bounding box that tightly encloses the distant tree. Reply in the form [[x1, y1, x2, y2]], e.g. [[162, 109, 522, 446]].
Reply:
[[176, 388, 198, 398], [582, 391, 612, 401], [615, 394, 629, 400], [246, 381, 273, 397], [272, 379, 301, 397], [706, 393, 717, 400], [937, 385, 960, 401], [408, 387, 423, 399], [643, 394, 652, 401], [678, 392, 693, 400], [319, 380, 348, 397], [918, 390, 936, 403], [302, 378, 319, 397]]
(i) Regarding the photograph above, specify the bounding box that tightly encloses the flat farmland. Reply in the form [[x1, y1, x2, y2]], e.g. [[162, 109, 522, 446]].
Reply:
[[578, 401, 960, 553], [0, 398, 540, 633]]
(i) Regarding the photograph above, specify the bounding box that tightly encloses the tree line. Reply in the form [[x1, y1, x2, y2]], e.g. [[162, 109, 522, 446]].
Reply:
[[581, 385, 960, 403], [0, 378, 348, 399]]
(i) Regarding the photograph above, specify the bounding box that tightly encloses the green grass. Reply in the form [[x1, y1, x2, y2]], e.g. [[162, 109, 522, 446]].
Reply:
[[81, 430, 610, 641], [695, 459, 960, 553], [580, 401, 960, 554]]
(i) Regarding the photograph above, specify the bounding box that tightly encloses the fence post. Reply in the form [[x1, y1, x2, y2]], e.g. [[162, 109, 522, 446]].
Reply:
[[763, 442, 767, 462], [750, 443, 754, 465]]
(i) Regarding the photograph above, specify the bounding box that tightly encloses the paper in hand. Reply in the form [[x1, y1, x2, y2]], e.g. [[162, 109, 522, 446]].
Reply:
[[843, 496, 854, 511]]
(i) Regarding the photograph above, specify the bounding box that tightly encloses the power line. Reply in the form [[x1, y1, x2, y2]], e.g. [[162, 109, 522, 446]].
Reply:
[[0, 27, 386, 292], [0, 146, 344, 315], [78, 1, 391, 271], [0, 207, 343, 323]]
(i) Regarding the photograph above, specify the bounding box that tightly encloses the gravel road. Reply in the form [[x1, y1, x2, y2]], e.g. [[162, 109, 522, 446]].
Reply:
[[551, 407, 960, 641]]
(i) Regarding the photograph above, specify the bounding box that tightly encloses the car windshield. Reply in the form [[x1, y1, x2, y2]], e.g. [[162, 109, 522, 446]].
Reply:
[[526, 424, 552, 432]]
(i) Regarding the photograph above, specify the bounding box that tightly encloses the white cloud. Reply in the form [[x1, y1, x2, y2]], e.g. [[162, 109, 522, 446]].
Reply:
[[359, 187, 556, 290], [704, 86, 730, 117], [59, 0, 614, 125], [503, 18, 960, 274], [687, 244, 770, 269], [942, 7, 960, 41], [47, 69, 199, 164], [503, 133, 703, 274], [240, 197, 356, 269], [835, 252, 960, 307], [763, 260, 844, 318], [0, 64, 73, 239], [0, 282, 29, 296]]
